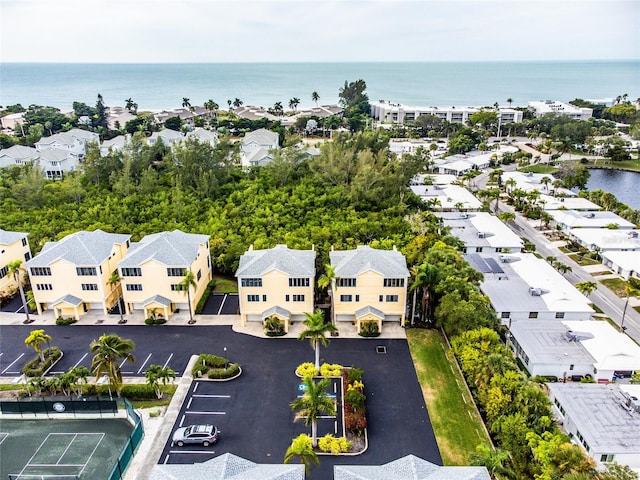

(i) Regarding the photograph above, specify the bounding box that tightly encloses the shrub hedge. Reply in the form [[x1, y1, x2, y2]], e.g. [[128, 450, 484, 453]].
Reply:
[[22, 347, 62, 377], [145, 317, 167, 325], [358, 321, 380, 337], [55, 317, 77, 326], [318, 434, 352, 454], [195, 280, 216, 314], [192, 353, 239, 379]]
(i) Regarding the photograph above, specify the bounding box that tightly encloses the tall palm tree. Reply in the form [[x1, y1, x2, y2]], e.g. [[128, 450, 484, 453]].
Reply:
[[311, 91, 320, 106], [69, 365, 90, 397], [575, 281, 597, 298], [317, 264, 337, 324], [410, 262, 440, 323], [179, 269, 198, 324], [145, 364, 176, 399], [621, 284, 640, 330], [290, 377, 335, 447], [283, 433, 319, 473], [8, 260, 31, 323], [90, 333, 135, 397], [233, 98, 243, 109], [108, 271, 125, 324], [289, 97, 300, 113], [298, 310, 337, 369], [204, 99, 219, 120], [506, 98, 513, 107], [182, 97, 191, 110], [24, 329, 52, 363]]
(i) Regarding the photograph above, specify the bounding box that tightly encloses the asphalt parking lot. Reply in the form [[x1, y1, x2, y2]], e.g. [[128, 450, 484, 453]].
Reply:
[[201, 293, 239, 315], [1, 326, 441, 478]]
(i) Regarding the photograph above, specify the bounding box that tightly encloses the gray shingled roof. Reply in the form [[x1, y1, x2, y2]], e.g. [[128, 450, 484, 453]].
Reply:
[[26, 230, 131, 267], [0, 229, 28, 245], [261, 306, 291, 319], [143, 295, 172, 307], [52, 294, 83, 307], [242, 128, 279, 146], [334, 455, 490, 480], [236, 245, 315, 277], [150, 453, 305, 480], [330, 246, 409, 278], [118, 230, 209, 268], [355, 306, 385, 320]]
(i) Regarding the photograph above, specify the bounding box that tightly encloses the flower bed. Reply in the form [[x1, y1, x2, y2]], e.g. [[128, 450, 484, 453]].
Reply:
[[191, 353, 240, 380], [342, 367, 367, 452]]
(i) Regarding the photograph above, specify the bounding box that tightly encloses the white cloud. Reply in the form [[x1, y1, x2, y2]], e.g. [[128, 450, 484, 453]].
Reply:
[[1, 0, 638, 62]]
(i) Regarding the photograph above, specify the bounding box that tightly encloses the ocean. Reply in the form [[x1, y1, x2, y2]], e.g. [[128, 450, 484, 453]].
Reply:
[[1, 61, 638, 112]]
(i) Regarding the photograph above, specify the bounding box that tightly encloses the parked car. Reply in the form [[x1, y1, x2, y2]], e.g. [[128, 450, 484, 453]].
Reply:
[[172, 424, 220, 447]]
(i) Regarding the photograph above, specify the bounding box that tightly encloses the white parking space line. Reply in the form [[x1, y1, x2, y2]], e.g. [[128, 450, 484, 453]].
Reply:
[[1, 353, 24, 374], [184, 411, 226, 415], [163, 454, 170, 464], [72, 353, 88, 368], [169, 450, 216, 454], [137, 353, 152, 374], [187, 398, 193, 409], [179, 415, 185, 427], [192, 394, 231, 398], [162, 353, 174, 369], [193, 383, 199, 393], [334, 420, 338, 434], [217, 294, 227, 315]]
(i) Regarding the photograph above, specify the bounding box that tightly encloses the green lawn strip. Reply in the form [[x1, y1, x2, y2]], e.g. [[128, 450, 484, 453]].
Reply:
[[583, 160, 640, 172], [519, 165, 558, 174], [213, 275, 238, 293], [571, 254, 601, 266], [590, 271, 611, 277], [406, 329, 490, 466], [557, 246, 571, 254], [600, 277, 630, 297], [0, 384, 22, 391]]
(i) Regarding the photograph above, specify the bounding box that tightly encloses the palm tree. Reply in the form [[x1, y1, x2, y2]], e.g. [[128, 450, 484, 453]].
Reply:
[[506, 98, 513, 107], [555, 263, 572, 276], [204, 99, 219, 120], [283, 433, 319, 474], [272, 101, 284, 118], [471, 444, 516, 479], [179, 269, 198, 324], [410, 262, 440, 323], [298, 310, 337, 370], [311, 91, 320, 106], [498, 212, 516, 223], [504, 177, 517, 194], [182, 97, 191, 110], [125, 98, 137, 113], [90, 333, 135, 397], [8, 260, 31, 323], [69, 365, 90, 397], [233, 98, 243, 109], [145, 364, 176, 399], [575, 281, 597, 297], [24, 329, 52, 363], [108, 271, 125, 324], [289, 97, 300, 113], [317, 264, 337, 324], [290, 377, 335, 447]]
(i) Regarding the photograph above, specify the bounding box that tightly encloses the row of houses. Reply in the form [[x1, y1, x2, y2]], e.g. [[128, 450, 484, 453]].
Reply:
[[1, 229, 410, 332], [433, 181, 640, 471]]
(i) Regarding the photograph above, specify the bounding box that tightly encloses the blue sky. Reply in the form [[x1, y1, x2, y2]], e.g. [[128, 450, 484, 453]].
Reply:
[[1, 0, 638, 63]]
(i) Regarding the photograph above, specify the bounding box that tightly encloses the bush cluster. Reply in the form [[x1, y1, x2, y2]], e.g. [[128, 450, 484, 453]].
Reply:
[[319, 363, 343, 377], [263, 316, 286, 337], [295, 362, 318, 377], [342, 369, 367, 436], [22, 347, 62, 377], [358, 321, 380, 337], [192, 353, 238, 379], [145, 317, 167, 325], [55, 316, 77, 325], [318, 434, 352, 454]]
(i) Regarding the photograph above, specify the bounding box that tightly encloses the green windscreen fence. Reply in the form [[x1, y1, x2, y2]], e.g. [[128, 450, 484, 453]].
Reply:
[[0, 397, 117, 417]]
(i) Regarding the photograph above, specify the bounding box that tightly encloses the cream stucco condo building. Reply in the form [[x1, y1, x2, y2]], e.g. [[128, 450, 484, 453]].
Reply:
[[329, 245, 410, 333], [26, 230, 131, 319], [0, 229, 32, 295], [118, 230, 212, 320], [236, 244, 316, 332]]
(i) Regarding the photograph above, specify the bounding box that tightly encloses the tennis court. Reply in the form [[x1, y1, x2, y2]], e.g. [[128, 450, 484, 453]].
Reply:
[[0, 418, 133, 480]]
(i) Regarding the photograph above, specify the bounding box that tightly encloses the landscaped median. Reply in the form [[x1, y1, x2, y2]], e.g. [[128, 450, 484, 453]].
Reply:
[[406, 328, 491, 465]]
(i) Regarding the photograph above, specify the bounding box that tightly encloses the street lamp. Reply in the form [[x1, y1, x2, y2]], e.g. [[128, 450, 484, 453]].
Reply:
[[97, 374, 112, 400], [223, 347, 228, 370]]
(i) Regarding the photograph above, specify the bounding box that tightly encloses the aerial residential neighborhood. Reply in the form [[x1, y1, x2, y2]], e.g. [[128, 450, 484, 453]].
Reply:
[[0, 80, 640, 480]]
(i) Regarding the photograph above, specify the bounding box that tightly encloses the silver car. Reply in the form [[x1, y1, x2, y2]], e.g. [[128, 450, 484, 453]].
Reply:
[[172, 424, 220, 447]]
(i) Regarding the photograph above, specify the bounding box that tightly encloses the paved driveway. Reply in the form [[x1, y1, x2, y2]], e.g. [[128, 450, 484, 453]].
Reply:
[[0, 326, 441, 478], [159, 336, 441, 479], [201, 294, 239, 315]]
